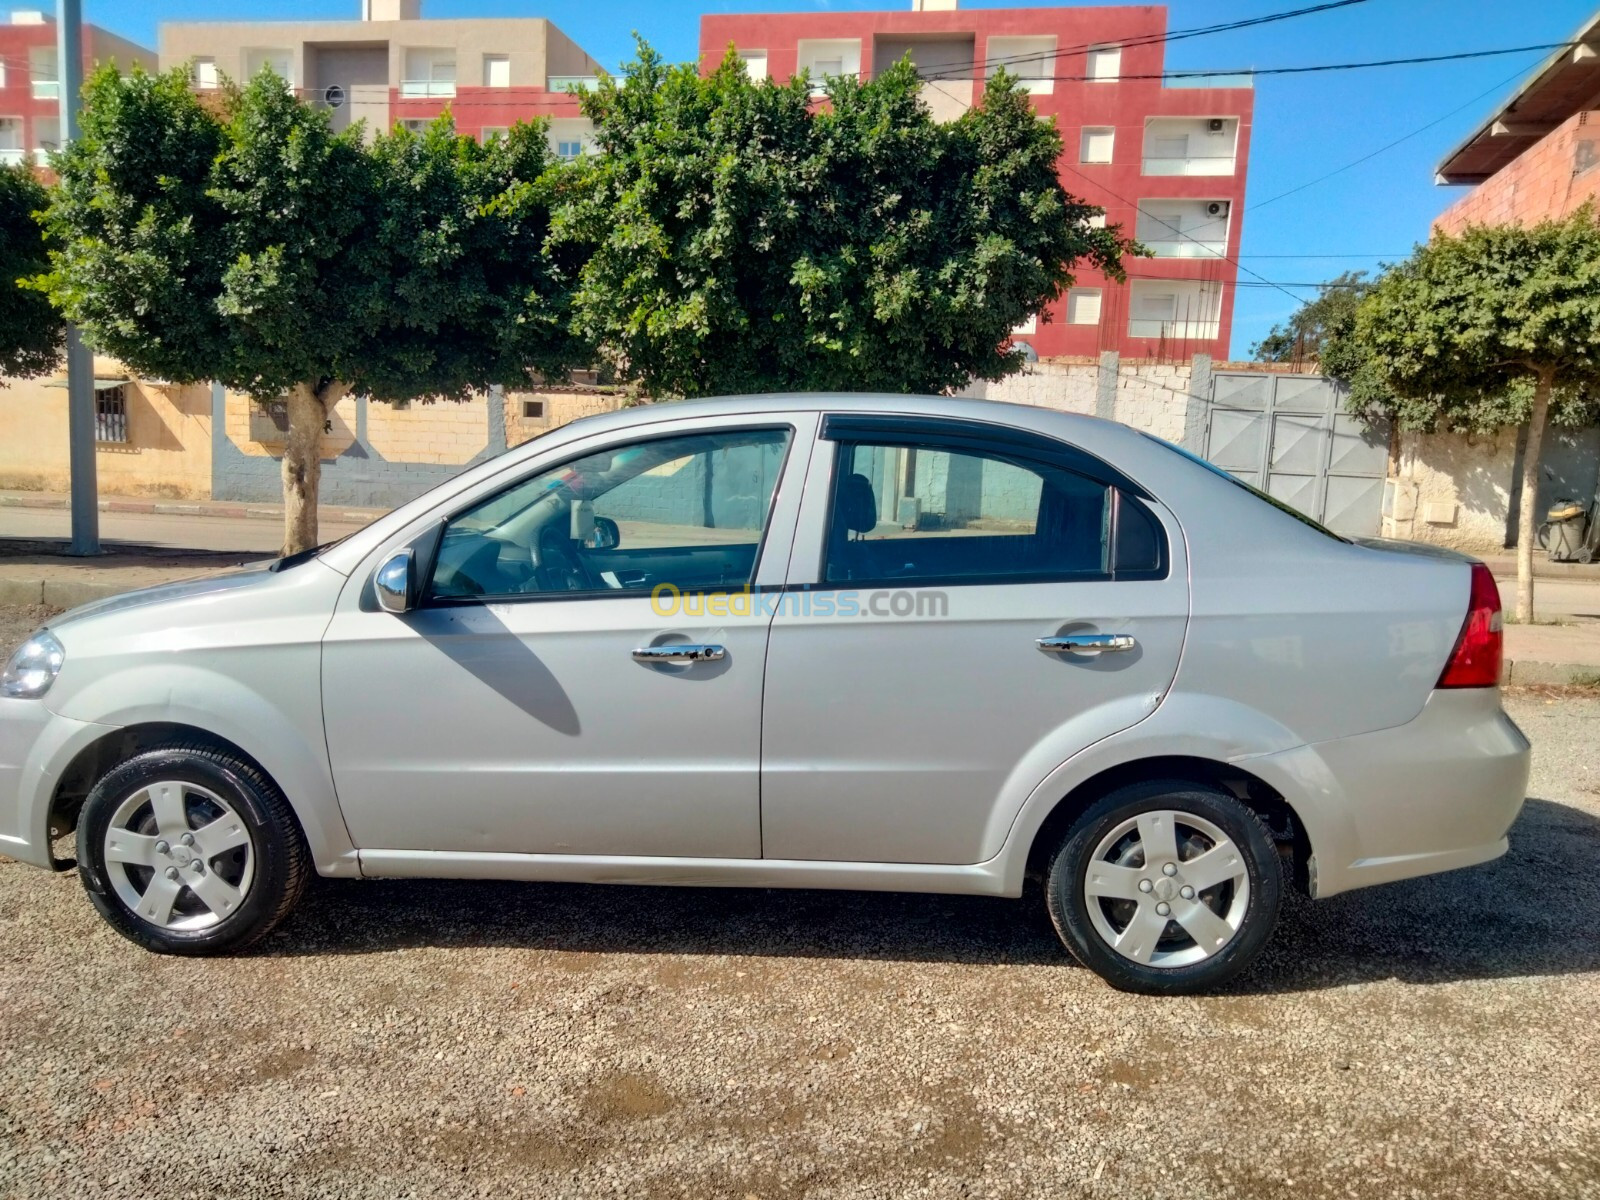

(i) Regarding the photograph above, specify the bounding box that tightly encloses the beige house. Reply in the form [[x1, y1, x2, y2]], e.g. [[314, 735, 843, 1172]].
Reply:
[[158, 0, 604, 150]]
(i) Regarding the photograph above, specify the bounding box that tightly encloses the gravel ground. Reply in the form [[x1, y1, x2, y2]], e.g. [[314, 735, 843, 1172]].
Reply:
[[2, 605, 1598, 1199]]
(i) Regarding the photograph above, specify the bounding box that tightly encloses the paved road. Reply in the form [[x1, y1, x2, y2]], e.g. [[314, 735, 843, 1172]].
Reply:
[[0, 506, 373, 555], [0, 597, 1596, 1198]]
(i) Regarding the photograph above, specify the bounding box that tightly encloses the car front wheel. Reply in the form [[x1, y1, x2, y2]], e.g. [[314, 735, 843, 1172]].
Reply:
[[76, 745, 309, 955], [1046, 780, 1283, 994]]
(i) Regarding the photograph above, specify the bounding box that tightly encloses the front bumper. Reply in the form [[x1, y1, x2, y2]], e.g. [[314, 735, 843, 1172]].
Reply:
[[0, 697, 113, 870], [1247, 688, 1531, 899]]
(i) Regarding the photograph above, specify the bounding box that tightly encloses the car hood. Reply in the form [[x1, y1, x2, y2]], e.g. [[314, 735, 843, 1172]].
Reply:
[[49, 565, 278, 630]]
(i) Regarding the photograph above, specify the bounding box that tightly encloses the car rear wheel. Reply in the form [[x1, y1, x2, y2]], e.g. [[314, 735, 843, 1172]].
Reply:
[[1045, 780, 1282, 994], [76, 746, 309, 955]]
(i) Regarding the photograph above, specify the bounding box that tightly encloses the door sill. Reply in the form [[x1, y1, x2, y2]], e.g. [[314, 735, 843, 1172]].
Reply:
[[356, 849, 1013, 897]]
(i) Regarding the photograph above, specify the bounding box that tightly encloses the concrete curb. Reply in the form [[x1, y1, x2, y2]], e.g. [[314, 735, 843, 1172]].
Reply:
[[1502, 659, 1600, 685], [0, 493, 379, 525], [0, 578, 139, 608]]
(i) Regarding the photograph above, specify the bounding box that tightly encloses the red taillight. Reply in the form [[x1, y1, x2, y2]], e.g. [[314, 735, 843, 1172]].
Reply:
[[1437, 562, 1503, 689]]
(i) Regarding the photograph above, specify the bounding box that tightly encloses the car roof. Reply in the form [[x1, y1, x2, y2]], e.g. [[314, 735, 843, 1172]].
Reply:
[[556, 392, 1138, 448]]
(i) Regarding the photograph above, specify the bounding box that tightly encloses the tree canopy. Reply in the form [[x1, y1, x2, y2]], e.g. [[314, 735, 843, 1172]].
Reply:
[[1327, 205, 1600, 620], [0, 164, 62, 380], [34, 65, 585, 553], [556, 44, 1136, 398], [1249, 269, 1370, 364]]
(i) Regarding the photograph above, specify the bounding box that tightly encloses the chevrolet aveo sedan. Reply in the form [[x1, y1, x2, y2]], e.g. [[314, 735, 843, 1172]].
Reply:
[[0, 395, 1530, 993]]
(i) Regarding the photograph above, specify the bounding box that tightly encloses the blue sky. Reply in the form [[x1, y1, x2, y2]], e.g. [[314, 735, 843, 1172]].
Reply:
[[80, 0, 1599, 358]]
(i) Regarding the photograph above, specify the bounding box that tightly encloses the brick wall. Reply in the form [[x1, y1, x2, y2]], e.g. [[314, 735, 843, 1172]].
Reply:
[[1435, 110, 1600, 235]]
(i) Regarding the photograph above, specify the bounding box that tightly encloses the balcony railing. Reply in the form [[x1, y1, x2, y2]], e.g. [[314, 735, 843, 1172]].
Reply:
[[1139, 239, 1228, 259], [0, 148, 24, 167], [32, 79, 58, 100], [1163, 73, 1253, 89], [1128, 318, 1221, 340], [398, 79, 456, 99], [1142, 155, 1237, 177], [548, 75, 601, 92], [31, 148, 52, 166]]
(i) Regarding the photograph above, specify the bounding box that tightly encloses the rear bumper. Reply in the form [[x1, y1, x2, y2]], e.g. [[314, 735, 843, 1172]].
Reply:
[[1246, 688, 1530, 899], [0, 698, 112, 870]]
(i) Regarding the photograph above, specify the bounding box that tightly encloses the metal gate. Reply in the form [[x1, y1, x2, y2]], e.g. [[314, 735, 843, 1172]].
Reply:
[[1203, 372, 1388, 537]]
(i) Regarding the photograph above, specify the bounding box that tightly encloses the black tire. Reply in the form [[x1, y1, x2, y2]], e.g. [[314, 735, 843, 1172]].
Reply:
[[76, 745, 309, 955], [1045, 779, 1282, 995]]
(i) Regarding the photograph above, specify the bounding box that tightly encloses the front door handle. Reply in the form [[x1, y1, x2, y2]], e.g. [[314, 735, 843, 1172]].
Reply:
[[1038, 634, 1136, 655], [632, 644, 726, 664]]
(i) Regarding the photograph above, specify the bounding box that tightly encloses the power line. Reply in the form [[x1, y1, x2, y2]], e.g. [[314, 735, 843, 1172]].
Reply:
[[1246, 58, 1542, 210], [930, 40, 1584, 86], [1058, 159, 1310, 307], [923, 0, 1371, 81]]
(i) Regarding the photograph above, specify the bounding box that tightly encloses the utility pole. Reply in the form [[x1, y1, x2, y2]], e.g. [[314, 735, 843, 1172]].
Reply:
[[57, 0, 97, 555]]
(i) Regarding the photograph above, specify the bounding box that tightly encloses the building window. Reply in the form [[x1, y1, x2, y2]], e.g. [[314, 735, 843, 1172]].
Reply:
[[243, 48, 292, 85], [1086, 212, 1107, 229], [402, 49, 456, 98], [398, 118, 430, 134], [30, 46, 57, 99], [1144, 118, 1238, 176], [737, 50, 769, 81], [95, 385, 129, 445], [32, 115, 59, 164], [555, 140, 583, 161], [1080, 126, 1114, 164], [0, 60, 6, 90], [797, 39, 861, 97], [483, 54, 510, 88], [0, 118, 22, 167], [480, 126, 510, 142], [986, 36, 1055, 95], [1067, 288, 1103, 325], [522, 399, 546, 420], [1086, 44, 1122, 83], [1012, 314, 1037, 336]]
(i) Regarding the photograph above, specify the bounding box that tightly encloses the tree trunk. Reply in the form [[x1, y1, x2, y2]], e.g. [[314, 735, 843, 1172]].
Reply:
[[1515, 373, 1554, 625], [281, 382, 329, 557]]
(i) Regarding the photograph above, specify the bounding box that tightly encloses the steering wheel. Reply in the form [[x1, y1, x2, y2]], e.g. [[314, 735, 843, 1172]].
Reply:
[[532, 526, 598, 592]]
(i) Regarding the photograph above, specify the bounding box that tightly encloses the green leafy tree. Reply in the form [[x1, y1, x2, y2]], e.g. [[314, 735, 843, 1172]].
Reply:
[[1250, 270, 1370, 364], [1329, 206, 1600, 622], [555, 43, 1135, 397], [34, 66, 585, 554], [0, 164, 62, 379]]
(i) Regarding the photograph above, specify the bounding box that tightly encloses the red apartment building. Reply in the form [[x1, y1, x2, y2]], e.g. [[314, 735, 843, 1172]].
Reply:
[[700, 0, 1253, 360], [0, 9, 154, 170]]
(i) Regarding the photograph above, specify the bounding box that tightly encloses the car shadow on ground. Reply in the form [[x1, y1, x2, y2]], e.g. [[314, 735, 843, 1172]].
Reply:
[[263, 797, 1600, 993]]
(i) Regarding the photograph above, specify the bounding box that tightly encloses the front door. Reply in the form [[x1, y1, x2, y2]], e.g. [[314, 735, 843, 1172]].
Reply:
[[321, 420, 805, 858], [761, 415, 1189, 865]]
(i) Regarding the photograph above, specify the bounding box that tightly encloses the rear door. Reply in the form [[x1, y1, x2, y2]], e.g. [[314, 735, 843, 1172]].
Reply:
[[760, 414, 1190, 866]]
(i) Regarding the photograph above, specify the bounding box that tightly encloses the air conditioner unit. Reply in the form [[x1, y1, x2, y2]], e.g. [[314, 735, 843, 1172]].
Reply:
[[1207, 118, 1226, 133], [1206, 201, 1230, 218]]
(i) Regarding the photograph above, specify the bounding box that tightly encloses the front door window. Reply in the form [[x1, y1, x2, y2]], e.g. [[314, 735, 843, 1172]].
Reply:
[[428, 427, 792, 601]]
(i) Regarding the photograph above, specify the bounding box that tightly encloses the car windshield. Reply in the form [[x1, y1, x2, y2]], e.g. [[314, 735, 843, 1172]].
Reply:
[[1139, 431, 1348, 543]]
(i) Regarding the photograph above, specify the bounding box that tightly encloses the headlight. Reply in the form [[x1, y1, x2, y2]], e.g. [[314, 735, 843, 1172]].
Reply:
[[1, 630, 65, 699]]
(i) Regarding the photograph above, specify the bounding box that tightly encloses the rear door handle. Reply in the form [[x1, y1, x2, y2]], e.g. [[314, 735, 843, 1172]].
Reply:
[[1038, 634, 1136, 655], [632, 644, 726, 663]]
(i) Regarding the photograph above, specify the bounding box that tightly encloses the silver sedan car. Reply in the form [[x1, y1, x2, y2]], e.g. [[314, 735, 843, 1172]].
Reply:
[[0, 395, 1529, 993]]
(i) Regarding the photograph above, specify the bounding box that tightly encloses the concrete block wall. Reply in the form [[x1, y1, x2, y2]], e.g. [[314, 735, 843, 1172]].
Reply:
[[1384, 426, 1518, 553], [1435, 110, 1600, 235]]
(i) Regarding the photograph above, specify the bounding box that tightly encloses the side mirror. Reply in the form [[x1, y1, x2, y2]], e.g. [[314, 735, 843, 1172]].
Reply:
[[593, 516, 621, 551], [374, 548, 415, 615]]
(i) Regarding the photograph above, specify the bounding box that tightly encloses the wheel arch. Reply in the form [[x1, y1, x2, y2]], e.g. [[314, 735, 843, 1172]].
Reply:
[[47, 722, 347, 876], [1021, 755, 1312, 895]]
